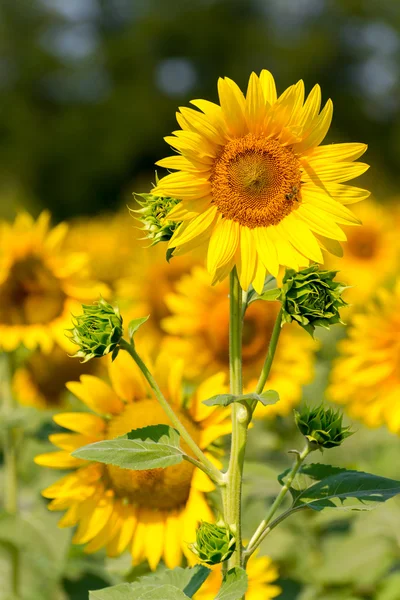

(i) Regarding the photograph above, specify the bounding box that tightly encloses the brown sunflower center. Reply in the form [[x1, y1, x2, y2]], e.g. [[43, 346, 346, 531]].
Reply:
[[210, 134, 302, 228], [0, 256, 66, 326], [105, 400, 201, 509], [205, 294, 278, 367], [346, 227, 379, 260]]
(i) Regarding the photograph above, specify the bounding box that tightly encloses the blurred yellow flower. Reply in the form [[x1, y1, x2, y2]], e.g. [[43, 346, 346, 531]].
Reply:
[[35, 351, 231, 570], [162, 266, 315, 417], [0, 211, 107, 352], [329, 281, 400, 432], [326, 200, 400, 305], [195, 553, 281, 600], [115, 244, 198, 337], [66, 211, 141, 291], [153, 70, 369, 291], [12, 345, 100, 410]]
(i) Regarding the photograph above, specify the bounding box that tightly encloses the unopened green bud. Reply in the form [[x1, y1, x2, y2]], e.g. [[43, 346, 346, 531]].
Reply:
[[190, 520, 236, 565], [294, 404, 353, 450], [281, 265, 347, 336], [67, 298, 123, 363], [133, 187, 181, 246]]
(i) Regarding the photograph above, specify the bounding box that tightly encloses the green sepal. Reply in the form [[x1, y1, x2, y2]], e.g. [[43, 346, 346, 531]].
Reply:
[[128, 315, 149, 342]]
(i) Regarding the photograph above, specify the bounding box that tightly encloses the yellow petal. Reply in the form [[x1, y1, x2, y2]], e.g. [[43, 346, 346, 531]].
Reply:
[[301, 185, 361, 225], [297, 84, 321, 132], [207, 217, 240, 275], [167, 197, 212, 222], [49, 433, 101, 452], [53, 413, 106, 436], [108, 351, 147, 403], [296, 204, 347, 240], [153, 171, 211, 201], [218, 77, 247, 137], [144, 511, 166, 571], [168, 206, 218, 248], [302, 161, 369, 184], [322, 183, 371, 205], [245, 72, 266, 133], [277, 215, 323, 262], [72, 490, 114, 545], [306, 142, 368, 163], [107, 503, 137, 557], [179, 106, 226, 145], [66, 376, 124, 415], [34, 451, 85, 469], [252, 257, 266, 295], [253, 227, 279, 277], [259, 69, 277, 104], [163, 510, 183, 569], [296, 99, 333, 152]]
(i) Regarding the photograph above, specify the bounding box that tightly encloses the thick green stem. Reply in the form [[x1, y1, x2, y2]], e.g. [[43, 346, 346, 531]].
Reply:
[[225, 269, 250, 572], [119, 339, 224, 486], [245, 444, 311, 559], [1, 353, 20, 597]]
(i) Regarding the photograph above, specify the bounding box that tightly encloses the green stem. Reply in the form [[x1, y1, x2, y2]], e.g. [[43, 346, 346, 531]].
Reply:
[[255, 307, 283, 396], [245, 444, 311, 559], [1, 353, 20, 597], [119, 339, 224, 486], [225, 269, 250, 572]]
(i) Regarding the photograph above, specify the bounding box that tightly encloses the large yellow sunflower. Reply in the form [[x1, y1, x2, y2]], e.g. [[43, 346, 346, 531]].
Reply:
[[162, 266, 315, 417], [329, 280, 400, 433], [325, 200, 400, 305], [152, 70, 369, 292], [0, 211, 107, 353], [195, 553, 281, 600], [35, 351, 230, 569]]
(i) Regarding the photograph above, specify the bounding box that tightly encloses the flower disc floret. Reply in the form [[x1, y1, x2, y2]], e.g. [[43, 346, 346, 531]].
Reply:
[[281, 265, 347, 336], [68, 298, 123, 362], [190, 521, 236, 565], [295, 404, 352, 449]]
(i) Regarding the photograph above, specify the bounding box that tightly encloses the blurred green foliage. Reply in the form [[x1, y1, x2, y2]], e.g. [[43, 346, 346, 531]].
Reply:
[[0, 0, 399, 220]]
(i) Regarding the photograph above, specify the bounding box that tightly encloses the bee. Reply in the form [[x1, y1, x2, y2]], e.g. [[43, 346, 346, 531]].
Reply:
[[285, 186, 300, 202]]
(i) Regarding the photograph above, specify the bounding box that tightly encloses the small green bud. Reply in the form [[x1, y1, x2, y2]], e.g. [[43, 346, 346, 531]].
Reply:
[[190, 520, 236, 565], [132, 186, 181, 246], [294, 404, 353, 450], [67, 298, 123, 363], [281, 265, 347, 336]]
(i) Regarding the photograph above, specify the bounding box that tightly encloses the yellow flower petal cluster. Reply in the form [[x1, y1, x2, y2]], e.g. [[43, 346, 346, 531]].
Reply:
[[329, 281, 400, 432], [0, 212, 107, 353], [35, 351, 231, 570], [195, 553, 281, 600], [162, 266, 315, 417], [326, 200, 400, 305], [153, 70, 369, 292]]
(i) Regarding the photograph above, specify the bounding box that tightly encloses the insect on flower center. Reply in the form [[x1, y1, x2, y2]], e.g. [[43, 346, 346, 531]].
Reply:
[[105, 399, 201, 509], [210, 134, 302, 228], [0, 256, 66, 326]]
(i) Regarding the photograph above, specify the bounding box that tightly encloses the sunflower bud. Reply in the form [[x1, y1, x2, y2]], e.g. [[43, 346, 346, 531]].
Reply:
[[294, 404, 353, 450], [133, 188, 181, 246], [67, 298, 123, 363], [190, 521, 236, 565], [281, 265, 347, 336]]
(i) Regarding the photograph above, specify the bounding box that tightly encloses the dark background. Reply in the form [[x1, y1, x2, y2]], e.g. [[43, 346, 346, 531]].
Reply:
[[0, 0, 398, 222]]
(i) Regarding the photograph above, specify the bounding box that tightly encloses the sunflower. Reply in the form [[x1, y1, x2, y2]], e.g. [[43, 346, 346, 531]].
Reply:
[[162, 266, 315, 417], [152, 70, 369, 292], [65, 211, 141, 292], [0, 211, 107, 353], [326, 200, 400, 305], [35, 351, 230, 569], [195, 553, 281, 600], [329, 280, 400, 433], [12, 345, 100, 410], [115, 243, 199, 337]]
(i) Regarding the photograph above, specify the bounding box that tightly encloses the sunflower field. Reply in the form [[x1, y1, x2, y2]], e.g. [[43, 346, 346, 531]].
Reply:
[[1, 1, 400, 599]]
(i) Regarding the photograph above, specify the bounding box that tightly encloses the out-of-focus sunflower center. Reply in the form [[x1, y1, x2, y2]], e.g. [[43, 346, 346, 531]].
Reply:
[[205, 296, 278, 365], [105, 399, 201, 510], [210, 134, 302, 228], [0, 256, 65, 325], [346, 227, 379, 260]]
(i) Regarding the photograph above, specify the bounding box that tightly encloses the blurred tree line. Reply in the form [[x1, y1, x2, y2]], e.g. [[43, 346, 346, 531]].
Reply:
[[0, 0, 399, 221]]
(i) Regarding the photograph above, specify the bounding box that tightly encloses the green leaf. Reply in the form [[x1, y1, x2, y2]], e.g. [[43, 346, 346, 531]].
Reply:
[[255, 288, 281, 302], [128, 315, 149, 341], [139, 565, 211, 596], [293, 468, 400, 511], [90, 584, 190, 600], [203, 390, 279, 407], [215, 567, 248, 600], [73, 424, 183, 470]]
